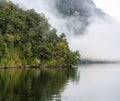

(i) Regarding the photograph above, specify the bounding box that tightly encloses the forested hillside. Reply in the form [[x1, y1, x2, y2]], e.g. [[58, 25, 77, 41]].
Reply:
[[0, 0, 80, 67]]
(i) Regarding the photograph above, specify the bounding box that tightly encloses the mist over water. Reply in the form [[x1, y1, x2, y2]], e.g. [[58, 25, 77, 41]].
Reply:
[[70, 22, 120, 60], [10, 0, 120, 61]]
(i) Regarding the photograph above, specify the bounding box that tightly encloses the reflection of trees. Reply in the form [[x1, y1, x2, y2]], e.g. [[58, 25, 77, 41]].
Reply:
[[0, 68, 78, 101]]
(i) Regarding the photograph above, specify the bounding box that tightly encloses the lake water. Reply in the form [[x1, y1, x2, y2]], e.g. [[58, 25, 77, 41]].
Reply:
[[0, 64, 120, 101]]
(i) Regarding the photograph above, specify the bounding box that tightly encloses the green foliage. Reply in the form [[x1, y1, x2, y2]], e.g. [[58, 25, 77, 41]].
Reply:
[[0, 0, 80, 67], [4, 34, 14, 42]]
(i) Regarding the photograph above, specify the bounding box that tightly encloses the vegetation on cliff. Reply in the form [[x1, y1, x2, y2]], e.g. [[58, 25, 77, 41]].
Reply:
[[0, 0, 80, 67]]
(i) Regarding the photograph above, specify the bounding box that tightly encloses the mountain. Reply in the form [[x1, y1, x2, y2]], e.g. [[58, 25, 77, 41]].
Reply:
[[54, 0, 106, 35]]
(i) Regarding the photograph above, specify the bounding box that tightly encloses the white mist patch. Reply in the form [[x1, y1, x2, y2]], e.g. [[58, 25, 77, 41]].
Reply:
[[69, 19, 120, 60], [93, 0, 120, 22]]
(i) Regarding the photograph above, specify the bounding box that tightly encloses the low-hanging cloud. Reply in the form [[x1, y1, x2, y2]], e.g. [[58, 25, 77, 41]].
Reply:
[[69, 20, 120, 60]]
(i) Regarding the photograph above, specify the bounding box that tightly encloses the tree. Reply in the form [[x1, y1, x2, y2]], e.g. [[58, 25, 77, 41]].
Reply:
[[0, 0, 80, 66]]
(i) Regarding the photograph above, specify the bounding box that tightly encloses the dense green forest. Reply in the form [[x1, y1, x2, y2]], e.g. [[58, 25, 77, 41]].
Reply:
[[0, 0, 80, 67]]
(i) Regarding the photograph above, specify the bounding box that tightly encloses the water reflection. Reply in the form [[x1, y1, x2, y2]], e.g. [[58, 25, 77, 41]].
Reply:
[[0, 68, 78, 101], [61, 64, 120, 101]]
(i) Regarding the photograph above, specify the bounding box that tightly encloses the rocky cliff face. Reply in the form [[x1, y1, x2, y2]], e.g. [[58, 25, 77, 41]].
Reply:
[[54, 0, 105, 35]]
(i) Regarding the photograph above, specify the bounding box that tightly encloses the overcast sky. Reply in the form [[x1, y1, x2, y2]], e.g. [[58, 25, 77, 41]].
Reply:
[[93, 0, 120, 22]]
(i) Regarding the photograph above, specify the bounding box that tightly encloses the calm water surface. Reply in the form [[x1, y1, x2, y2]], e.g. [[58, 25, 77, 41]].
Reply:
[[0, 64, 120, 101]]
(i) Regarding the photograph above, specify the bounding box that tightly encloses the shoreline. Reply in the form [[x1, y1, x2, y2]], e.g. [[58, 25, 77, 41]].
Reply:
[[0, 65, 73, 69]]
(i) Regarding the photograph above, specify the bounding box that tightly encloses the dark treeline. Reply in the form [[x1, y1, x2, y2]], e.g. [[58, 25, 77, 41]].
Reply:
[[0, 0, 80, 67]]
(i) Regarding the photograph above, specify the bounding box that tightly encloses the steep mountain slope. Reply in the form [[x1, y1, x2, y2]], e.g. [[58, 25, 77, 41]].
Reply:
[[55, 0, 105, 35]]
